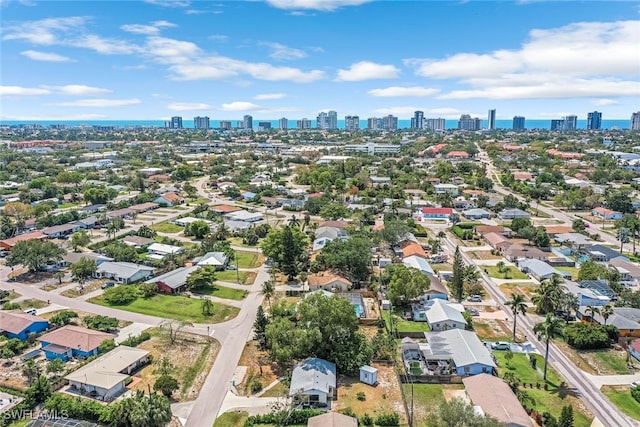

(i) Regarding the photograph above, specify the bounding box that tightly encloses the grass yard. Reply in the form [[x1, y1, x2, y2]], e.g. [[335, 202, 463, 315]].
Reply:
[[498, 283, 536, 300], [193, 285, 247, 301], [555, 266, 579, 280], [259, 381, 289, 397], [213, 411, 248, 427], [91, 293, 239, 323], [16, 299, 49, 309], [237, 340, 282, 396], [408, 384, 467, 427], [216, 270, 256, 285], [473, 320, 517, 342], [467, 250, 504, 260], [602, 386, 640, 420], [234, 250, 265, 268], [229, 237, 259, 249], [187, 197, 210, 205], [150, 221, 183, 233], [60, 280, 104, 298], [554, 340, 631, 375], [485, 265, 529, 280], [381, 308, 430, 333]]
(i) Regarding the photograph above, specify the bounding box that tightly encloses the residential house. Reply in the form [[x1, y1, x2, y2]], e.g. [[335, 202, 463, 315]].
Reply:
[[307, 272, 351, 292], [586, 245, 628, 263], [423, 299, 467, 331], [154, 186, 180, 196], [307, 412, 357, 427], [497, 208, 531, 220], [0, 310, 49, 340], [463, 374, 533, 427], [95, 262, 154, 284], [289, 358, 337, 406], [610, 259, 640, 286], [474, 225, 509, 236], [211, 204, 243, 214], [313, 237, 334, 252], [554, 233, 593, 248], [128, 202, 159, 214], [418, 207, 453, 220], [434, 184, 459, 196], [578, 307, 640, 338], [173, 217, 214, 228], [454, 199, 475, 210], [38, 325, 115, 361], [483, 232, 512, 251], [225, 210, 263, 222], [153, 192, 185, 207], [315, 226, 348, 241], [403, 255, 435, 276], [563, 281, 611, 307], [42, 223, 81, 239], [400, 241, 427, 259], [513, 172, 534, 182], [79, 204, 107, 215], [446, 151, 470, 160], [147, 243, 183, 260], [544, 226, 574, 236], [422, 275, 449, 300], [423, 329, 496, 376], [223, 220, 253, 233], [77, 216, 98, 229], [518, 259, 571, 281], [592, 207, 623, 220], [146, 266, 199, 294], [106, 208, 137, 220], [65, 346, 150, 401], [193, 251, 229, 269], [240, 191, 257, 201], [61, 252, 113, 267], [504, 244, 549, 262], [0, 231, 47, 251], [279, 199, 305, 210], [462, 208, 491, 220], [121, 235, 155, 248]]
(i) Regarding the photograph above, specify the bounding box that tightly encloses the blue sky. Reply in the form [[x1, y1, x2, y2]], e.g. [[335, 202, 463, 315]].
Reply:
[[1, 0, 638, 122]]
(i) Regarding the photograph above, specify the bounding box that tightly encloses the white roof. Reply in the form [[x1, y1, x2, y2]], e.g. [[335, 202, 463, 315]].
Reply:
[[96, 262, 153, 279], [147, 243, 183, 255], [65, 346, 149, 390], [226, 210, 263, 221], [425, 329, 496, 369], [402, 255, 434, 275], [196, 252, 228, 266], [425, 299, 466, 326]]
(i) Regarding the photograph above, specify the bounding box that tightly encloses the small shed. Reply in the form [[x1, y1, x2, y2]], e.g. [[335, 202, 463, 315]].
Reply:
[[381, 300, 391, 310], [360, 365, 378, 386]]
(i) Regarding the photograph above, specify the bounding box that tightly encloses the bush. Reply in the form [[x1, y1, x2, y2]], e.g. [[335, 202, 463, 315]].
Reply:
[[103, 286, 139, 305], [45, 394, 105, 422], [49, 310, 78, 327], [245, 409, 322, 425], [564, 322, 611, 349], [356, 391, 366, 401], [84, 315, 119, 332], [250, 379, 263, 393], [632, 387, 640, 404], [360, 413, 374, 426], [375, 412, 400, 426], [120, 331, 151, 347], [2, 302, 21, 310]]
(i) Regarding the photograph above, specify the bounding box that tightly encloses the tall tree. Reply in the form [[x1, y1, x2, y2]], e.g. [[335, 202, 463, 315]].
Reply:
[[532, 275, 563, 314], [505, 294, 527, 342], [451, 246, 465, 302], [533, 314, 565, 381], [6, 239, 65, 272], [385, 264, 430, 306], [585, 305, 601, 323], [261, 226, 308, 281], [70, 230, 91, 252], [616, 227, 630, 253], [186, 266, 217, 291], [71, 258, 97, 286], [316, 236, 372, 284], [427, 397, 504, 427], [600, 304, 614, 325], [261, 280, 275, 309], [253, 306, 270, 349], [101, 391, 172, 427]]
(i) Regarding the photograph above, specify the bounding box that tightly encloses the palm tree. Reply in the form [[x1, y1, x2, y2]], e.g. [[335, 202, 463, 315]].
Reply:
[[289, 215, 300, 228], [463, 265, 479, 285], [505, 294, 528, 342], [533, 314, 565, 381], [437, 231, 446, 241], [261, 280, 275, 310], [585, 305, 601, 324], [600, 304, 614, 325], [22, 359, 40, 385], [617, 227, 631, 253], [532, 274, 563, 314], [302, 213, 311, 231]]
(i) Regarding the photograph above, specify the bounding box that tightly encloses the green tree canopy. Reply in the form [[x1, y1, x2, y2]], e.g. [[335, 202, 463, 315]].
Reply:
[[71, 257, 98, 285], [6, 239, 65, 272], [261, 226, 308, 280], [70, 230, 91, 252], [186, 266, 217, 291], [384, 264, 430, 306], [316, 236, 372, 283]]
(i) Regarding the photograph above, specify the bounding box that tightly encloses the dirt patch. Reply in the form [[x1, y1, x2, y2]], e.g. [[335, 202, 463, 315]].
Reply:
[[335, 363, 406, 423], [60, 280, 105, 298], [237, 340, 282, 396], [15, 271, 55, 284], [467, 251, 503, 260], [499, 283, 536, 301], [474, 319, 521, 342], [135, 328, 220, 402]]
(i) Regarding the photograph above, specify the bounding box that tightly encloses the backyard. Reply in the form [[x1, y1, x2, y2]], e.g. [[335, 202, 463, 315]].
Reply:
[[381, 307, 430, 333], [91, 293, 239, 323], [407, 383, 465, 427]]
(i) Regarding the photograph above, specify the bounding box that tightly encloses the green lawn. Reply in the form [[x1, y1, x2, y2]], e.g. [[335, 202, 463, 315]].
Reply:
[[485, 266, 529, 280], [555, 266, 578, 280], [234, 250, 264, 268], [150, 221, 183, 233], [187, 197, 210, 205], [594, 350, 631, 375], [494, 352, 562, 385], [57, 202, 79, 209], [381, 307, 430, 333], [216, 270, 255, 285], [213, 411, 248, 427], [603, 389, 640, 420], [91, 293, 239, 323], [193, 285, 247, 300]]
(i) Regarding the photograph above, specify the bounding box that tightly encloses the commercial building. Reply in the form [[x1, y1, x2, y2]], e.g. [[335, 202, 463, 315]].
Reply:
[[513, 116, 526, 130], [564, 115, 577, 131], [411, 110, 424, 129], [317, 111, 338, 129], [344, 115, 360, 131], [242, 115, 253, 130], [193, 116, 210, 129], [424, 118, 445, 131], [458, 114, 482, 131], [258, 121, 271, 130], [278, 117, 288, 129], [297, 118, 312, 129], [343, 142, 400, 155], [631, 112, 640, 131], [587, 111, 602, 130], [487, 109, 496, 130], [167, 116, 183, 129], [367, 115, 398, 131], [219, 120, 232, 130]]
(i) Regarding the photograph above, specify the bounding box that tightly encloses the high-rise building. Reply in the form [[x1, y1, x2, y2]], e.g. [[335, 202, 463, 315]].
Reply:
[[345, 115, 360, 131], [297, 118, 312, 129], [168, 116, 183, 129], [550, 119, 564, 131], [563, 115, 577, 131], [278, 117, 288, 129], [243, 115, 253, 130], [328, 111, 338, 129], [512, 116, 526, 131], [383, 115, 398, 131], [193, 116, 210, 129], [458, 114, 482, 131], [316, 111, 338, 129], [411, 111, 424, 129], [367, 117, 381, 130], [587, 111, 602, 130], [487, 109, 496, 130], [219, 121, 232, 130], [632, 112, 640, 131], [258, 121, 271, 130], [424, 118, 445, 131]]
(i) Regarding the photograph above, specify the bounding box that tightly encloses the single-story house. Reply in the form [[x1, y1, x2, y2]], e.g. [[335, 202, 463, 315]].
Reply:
[[38, 325, 115, 360], [61, 251, 113, 267], [313, 237, 334, 252], [0, 231, 47, 251], [146, 265, 199, 294], [564, 281, 611, 307], [418, 207, 453, 220], [147, 243, 184, 259], [279, 199, 306, 209], [610, 259, 640, 286], [307, 272, 351, 292], [318, 220, 350, 229], [474, 225, 509, 236], [225, 210, 263, 223], [129, 202, 160, 214], [154, 186, 180, 195], [454, 199, 475, 210], [95, 262, 154, 284], [497, 208, 531, 220], [0, 310, 49, 340], [106, 208, 137, 220], [513, 172, 534, 182], [77, 216, 99, 229], [578, 306, 640, 337], [65, 346, 150, 401], [462, 208, 492, 220], [483, 232, 511, 251], [463, 374, 533, 427], [121, 235, 155, 248], [241, 191, 257, 201], [544, 226, 574, 236], [211, 204, 243, 214], [79, 204, 106, 215], [592, 207, 623, 220], [586, 245, 628, 263], [423, 299, 467, 331], [42, 222, 81, 239], [554, 232, 593, 248], [422, 275, 449, 300], [315, 226, 348, 241], [434, 184, 459, 196], [518, 259, 571, 281], [223, 219, 253, 233], [153, 192, 185, 207], [307, 412, 357, 427], [503, 244, 549, 262], [289, 358, 337, 406], [423, 329, 496, 376], [173, 217, 214, 228], [400, 241, 428, 259], [403, 255, 435, 276], [193, 251, 229, 269]]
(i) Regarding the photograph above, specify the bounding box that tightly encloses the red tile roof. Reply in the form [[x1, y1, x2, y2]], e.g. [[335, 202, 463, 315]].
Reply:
[[421, 207, 453, 215]]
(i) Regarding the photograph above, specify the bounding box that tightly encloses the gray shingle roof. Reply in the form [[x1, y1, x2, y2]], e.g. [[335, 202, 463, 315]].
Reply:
[[289, 358, 336, 395]]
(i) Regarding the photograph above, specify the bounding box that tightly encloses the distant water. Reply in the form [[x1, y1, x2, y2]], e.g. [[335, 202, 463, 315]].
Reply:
[[0, 119, 632, 130]]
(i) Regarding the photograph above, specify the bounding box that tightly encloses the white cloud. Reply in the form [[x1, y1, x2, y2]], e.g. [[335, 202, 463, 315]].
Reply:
[[368, 86, 439, 97], [121, 20, 176, 35], [73, 34, 141, 55], [406, 20, 640, 100], [53, 98, 141, 107], [0, 85, 51, 96], [336, 61, 399, 81], [167, 102, 212, 111], [266, 0, 372, 11], [51, 85, 112, 96], [593, 99, 619, 106], [208, 34, 229, 42], [260, 42, 306, 60], [2, 16, 87, 45], [220, 101, 261, 112], [254, 93, 287, 100], [20, 50, 74, 62]]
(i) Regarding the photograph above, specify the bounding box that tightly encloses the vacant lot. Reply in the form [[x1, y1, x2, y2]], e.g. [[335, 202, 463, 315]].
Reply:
[[602, 385, 640, 420], [473, 319, 518, 342], [39, 309, 132, 329], [499, 283, 536, 300], [467, 250, 503, 260], [409, 383, 465, 427], [91, 293, 239, 323], [60, 280, 104, 298], [485, 266, 529, 280], [193, 285, 247, 301], [554, 341, 632, 375], [150, 221, 183, 233], [237, 340, 282, 396], [216, 270, 256, 285], [235, 251, 265, 269], [135, 328, 220, 402]]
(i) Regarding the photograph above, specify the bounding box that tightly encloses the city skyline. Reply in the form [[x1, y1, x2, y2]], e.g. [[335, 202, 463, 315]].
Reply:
[[0, 1, 638, 120]]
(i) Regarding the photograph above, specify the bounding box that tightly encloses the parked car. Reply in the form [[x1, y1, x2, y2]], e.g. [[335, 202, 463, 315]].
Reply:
[[467, 295, 482, 302], [631, 381, 640, 389], [554, 310, 576, 321], [226, 265, 238, 270], [101, 281, 115, 290], [24, 309, 37, 315], [491, 341, 510, 350], [467, 308, 480, 316]]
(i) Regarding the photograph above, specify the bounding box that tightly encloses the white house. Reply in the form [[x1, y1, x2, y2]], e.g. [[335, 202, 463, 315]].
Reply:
[[423, 299, 466, 331], [434, 183, 459, 196], [289, 358, 337, 406], [225, 210, 263, 222], [147, 243, 184, 260], [95, 262, 154, 284]]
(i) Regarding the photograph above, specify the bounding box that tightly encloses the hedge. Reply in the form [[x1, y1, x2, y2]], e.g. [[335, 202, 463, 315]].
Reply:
[[244, 409, 323, 426]]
